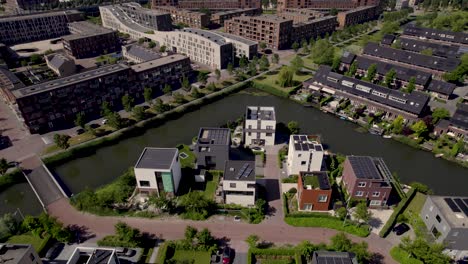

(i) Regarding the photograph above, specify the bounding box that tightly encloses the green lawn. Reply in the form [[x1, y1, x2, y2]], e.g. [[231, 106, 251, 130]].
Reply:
[[253, 69, 313, 97], [406, 192, 426, 214], [171, 250, 211, 264], [285, 215, 370, 237], [178, 144, 196, 168], [202, 171, 220, 200], [8, 234, 49, 253], [390, 246, 423, 264]]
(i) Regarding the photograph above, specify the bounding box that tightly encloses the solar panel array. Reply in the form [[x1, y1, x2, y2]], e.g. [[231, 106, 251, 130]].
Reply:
[[199, 128, 230, 145], [444, 197, 468, 217], [316, 256, 353, 264], [348, 156, 382, 179], [236, 163, 252, 179]]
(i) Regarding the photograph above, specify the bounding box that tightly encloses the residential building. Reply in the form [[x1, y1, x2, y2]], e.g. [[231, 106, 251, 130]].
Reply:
[[287, 135, 324, 175], [122, 44, 161, 63], [134, 147, 182, 196], [277, 9, 324, 23], [0, 244, 42, 264], [380, 34, 396, 46], [118, 2, 172, 31], [435, 104, 468, 141], [426, 79, 455, 100], [310, 65, 430, 121], [66, 247, 119, 264], [62, 21, 120, 59], [223, 160, 256, 207], [342, 156, 393, 207], [291, 16, 338, 44], [213, 31, 258, 59], [151, 0, 261, 9], [195, 127, 231, 170], [403, 24, 468, 46], [311, 251, 358, 264], [0, 68, 25, 103], [400, 37, 465, 59], [421, 195, 468, 259], [0, 10, 83, 45], [276, 0, 379, 12], [3, 0, 58, 14], [297, 171, 332, 211], [336, 5, 378, 29], [211, 8, 261, 26], [152, 6, 210, 28], [45, 53, 76, 77], [363, 42, 460, 76], [244, 106, 276, 146]]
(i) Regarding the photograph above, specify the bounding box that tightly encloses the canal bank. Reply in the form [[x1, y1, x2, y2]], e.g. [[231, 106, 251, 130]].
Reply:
[[1, 90, 467, 215]]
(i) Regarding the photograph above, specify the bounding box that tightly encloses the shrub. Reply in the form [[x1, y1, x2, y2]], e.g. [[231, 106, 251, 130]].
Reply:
[[288, 188, 297, 194], [281, 175, 298, 183], [285, 214, 370, 237], [157, 242, 175, 264], [379, 188, 417, 238], [0, 169, 25, 192]]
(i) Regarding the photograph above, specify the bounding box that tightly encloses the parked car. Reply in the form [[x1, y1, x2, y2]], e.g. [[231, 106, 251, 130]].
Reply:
[[393, 223, 410, 236], [115, 247, 136, 257], [222, 247, 232, 264], [45, 242, 64, 260]]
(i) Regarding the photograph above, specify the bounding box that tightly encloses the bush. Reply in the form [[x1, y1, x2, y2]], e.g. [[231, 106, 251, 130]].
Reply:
[[281, 175, 298, 183], [390, 247, 423, 264], [0, 169, 25, 192], [158, 242, 175, 264], [288, 188, 297, 194], [285, 214, 370, 237], [379, 188, 417, 238]]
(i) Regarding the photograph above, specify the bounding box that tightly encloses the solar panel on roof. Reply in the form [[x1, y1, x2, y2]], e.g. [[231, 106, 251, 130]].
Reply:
[[243, 168, 253, 178], [300, 135, 307, 141], [293, 135, 299, 140], [454, 198, 468, 217], [444, 198, 461, 212]]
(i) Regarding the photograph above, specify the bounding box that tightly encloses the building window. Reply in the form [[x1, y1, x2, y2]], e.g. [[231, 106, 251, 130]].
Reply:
[[355, 191, 364, 196], [370, 200, 381, 206], [301, 161, 307, 165], [266, 133, 272, 136], [303, 204, 312, 211], [266, 125, 273, 130], [436, 214, 441, 223], [230, 183, 236, 188], [139, 181, 150, 187], [248, 132, 251, 136], [357, 182, 366, 187], [372, 191, 380, 197], [247, 183, 256, 188], [318, 195, 328, 203], [298, 154, 302, 157]]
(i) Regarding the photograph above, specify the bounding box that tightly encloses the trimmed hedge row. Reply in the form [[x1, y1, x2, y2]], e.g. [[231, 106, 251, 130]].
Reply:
[[42, 81, 250, 167], [157, 242, 175, 264], [283, 193, 290, 215], [0, 169, 25, 192], [248, 247, 299, 264], [379, 188, 417, 238], [253, 82, 290, 98]]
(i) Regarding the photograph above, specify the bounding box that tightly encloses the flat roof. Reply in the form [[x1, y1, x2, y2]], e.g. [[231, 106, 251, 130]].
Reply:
[[312, 251, 357, 264], [180, 28, 228, 45], [291, 135, 323, 152], [63, 21, 114, 41], [235, 14, 291, 23], [121, 2, 169, 16], [363, 42, 460, 72], [224, 160, 255, 181], [214, 31, 258, 46], [0, 68, 25, 91], [0, 10, 81, 22], [130, 54, 188, 72], [100, 5, 154, 33], [134, 147, 178, 170], [403, 24, 468, 45], [197, 127, 231, 145], [300, 171, 330, 190], [0, 244, 34, 263], [13, 64, 129, 98], [88, 249, 113, 264], [450, 103, 468, 130], [347, 156, 392, 181], [212, 8, 259, 16], [246, 106, 276, 121], [429, 195, 468, 229], [124, 44, 161, 61]]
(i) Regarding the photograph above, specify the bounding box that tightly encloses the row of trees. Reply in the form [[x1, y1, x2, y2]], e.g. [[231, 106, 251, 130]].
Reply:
[[420, 0, 465, 11]]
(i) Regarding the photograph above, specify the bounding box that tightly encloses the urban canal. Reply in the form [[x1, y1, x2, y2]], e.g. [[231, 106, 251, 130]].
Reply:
[[1, 90, 467, 215]]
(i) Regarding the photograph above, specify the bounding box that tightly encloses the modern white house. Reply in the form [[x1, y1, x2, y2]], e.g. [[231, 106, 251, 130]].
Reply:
[[66, 247, 119, 264], [134, 147, 182, 197], [223, 160, 256, 207], [244, 106, 276, 146], [287, 135, 324, 175]]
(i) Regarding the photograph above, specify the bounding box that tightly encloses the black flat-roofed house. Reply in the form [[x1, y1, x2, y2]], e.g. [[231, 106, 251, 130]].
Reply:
[[311, 65, 430, 121], [400, 37, 464, 59], [340, 52, 432, 89], [195, 127, 231, 170], [311, 251, 358, 264], [363, 42, 460, 76], [403, 24, 468, 46], [426, 79, 456, 99]]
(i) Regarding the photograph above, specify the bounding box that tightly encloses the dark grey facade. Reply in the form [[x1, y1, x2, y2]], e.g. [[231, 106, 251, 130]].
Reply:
[[195, 127, 231, 170], [119, 2, 172, 31]]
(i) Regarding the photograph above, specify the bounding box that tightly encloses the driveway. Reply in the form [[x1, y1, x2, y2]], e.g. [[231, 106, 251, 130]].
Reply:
[[369, 208, 394, 235]]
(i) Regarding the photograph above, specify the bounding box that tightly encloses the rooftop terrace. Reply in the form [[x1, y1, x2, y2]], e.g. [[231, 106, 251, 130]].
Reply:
[[246, 106, 276, 121]]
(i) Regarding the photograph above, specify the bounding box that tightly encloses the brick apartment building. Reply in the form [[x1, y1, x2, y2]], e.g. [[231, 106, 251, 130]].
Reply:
[[0, 10, 83, 45], [211, 8, 262, 26], [278, 9, 324, 23], [152, 6, 210, 28], [276, 0, 379, 12], [152, 0, 261, 9], [336, 5, 378, 29], [297, 171, 332, 211], [292, 16, 338, 44], [62, 21, 120, 59], [342, 156, 393, 207]]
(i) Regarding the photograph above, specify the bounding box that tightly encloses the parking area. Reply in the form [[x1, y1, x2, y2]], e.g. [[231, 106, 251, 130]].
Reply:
[[368, 208, 394, 235]]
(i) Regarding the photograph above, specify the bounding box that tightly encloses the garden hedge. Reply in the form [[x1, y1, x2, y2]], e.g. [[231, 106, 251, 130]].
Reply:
[[379, 188, 417, 238], [0, 169, 25, 192]]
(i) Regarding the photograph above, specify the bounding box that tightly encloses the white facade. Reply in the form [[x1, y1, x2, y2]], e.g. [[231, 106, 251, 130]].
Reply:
[[244, 106, 276, 146], [287, 135, 324, 175], [223, 179, 256, 206]]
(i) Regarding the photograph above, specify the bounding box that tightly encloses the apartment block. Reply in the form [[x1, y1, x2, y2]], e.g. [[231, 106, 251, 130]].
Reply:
[[310, 65, 430, 121], [244, 106, 276, 146], [45, 53, 76, 77], [152, 6, 210, 28], [278, 9, 324, 23], [403, 24, 468, 46], [223, 160, 256, 207], [3, 0, 58, 14], [0, 244, 42, 264], [336, 5, 378, 29], [0, 10, 83, 45], [421, 196, 468, 259], [214, 31, 258, 59], [211, 8, 261, 26], [291, 16, 338, 44], [297, 171, 332, 211], [62, 21, 120, 59], [195, 127, 231, 170], [122, 44, 161, 63], [118, 2, 172, 31], [134, 147, 182, 196], [152, 0, 261, 9], [287, 135, 324, 175], [0, 68, 25, 103], [276, 0, 379, 12], [342, 156, 393, 207]]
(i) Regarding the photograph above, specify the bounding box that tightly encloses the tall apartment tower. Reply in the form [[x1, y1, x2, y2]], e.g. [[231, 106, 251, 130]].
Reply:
[[287, 135, 324, 175], [244, 106, 276, 146]]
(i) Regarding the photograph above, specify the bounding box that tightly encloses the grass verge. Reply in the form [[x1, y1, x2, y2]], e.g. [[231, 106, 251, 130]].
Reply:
[[284, 214, 370, 237], [390, 247, 423, 264]]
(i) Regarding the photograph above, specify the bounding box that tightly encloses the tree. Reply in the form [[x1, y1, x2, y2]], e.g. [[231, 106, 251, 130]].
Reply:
[[272, 53, 279, 64], [0, 213, 19, 241], [179, 191, 214, 220], [420, 48, 433, 56], [173, 92, 186, 104], [163, 84, 172, 95], [291, 42, 300, 52], [443, 53, 468, 83], [245, 234, 259, 248], [53, 134, 70, 149], [350, 242, 371, 263], [106, 112, 123, 129], [330, 8, 338, 16], [197, 72, 208, 84], [148, 41, 156, 48], [298, 240, 316, 260], [391, 115, 404, 134], [181, 76, 190, 90], [101, 101, 112, 116], [138, 38, 145, 44], [411, 120, 428, 137], [290, 56, 304, 74], [287, 121, 300, 134], [239, 56, 248, 69], [346, 61, 358, 77], [153, 98, 170, 113], [0, 158, 9, 175], [214, 69, 221, 80], [330, 233, 352, 251], [121, 94, 134, 112], [353, 202, 372, 225], [400, 237, 451, 264], [184, 226, 198, 241], [113, 222, 142, 247], [336, 207, 347, 220], [143, 87, 153, 103], [159, 45, 166, 52], [191, 88, 203, 98], [391, 39, 402, 49], [30, 54, 42, 64], [259, 42, 267, 51], [301, 39, 309, 53], [227, 63, 234, 75], [311, 39, 335, 65], [132, 106, 145, 121], [409, 182, 432, 194], [331, 56, 341, 71], [73, 112, 85, 128], [365, 63, 377, 81], [259, 55, 270, 71], [278, 67, 294, 87], [384, 68, 396, 87], [405, 77, 416, 93], [197, 228, 215, 250]]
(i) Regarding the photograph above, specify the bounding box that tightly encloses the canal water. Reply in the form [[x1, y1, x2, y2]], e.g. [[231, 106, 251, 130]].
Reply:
[[1, 90, 467, 215]]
